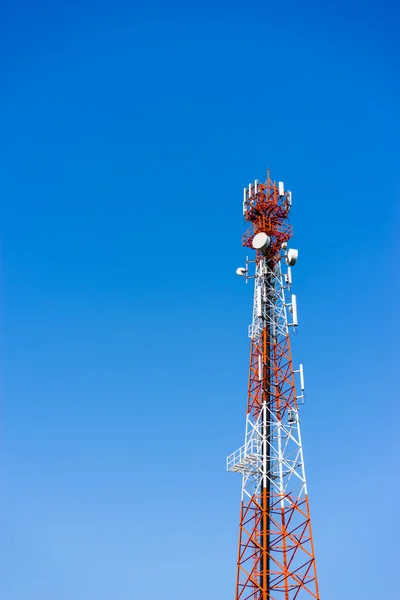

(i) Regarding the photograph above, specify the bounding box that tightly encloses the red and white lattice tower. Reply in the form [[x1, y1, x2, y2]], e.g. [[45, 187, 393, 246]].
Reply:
[[227, 171, 320, 600]]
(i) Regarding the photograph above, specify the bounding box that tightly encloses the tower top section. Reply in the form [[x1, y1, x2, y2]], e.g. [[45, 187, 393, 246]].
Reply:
[[242, 172, 292, 261]]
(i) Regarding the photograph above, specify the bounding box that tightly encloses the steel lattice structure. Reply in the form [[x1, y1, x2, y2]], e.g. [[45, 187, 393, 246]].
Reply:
[[227, 173, 320, 600]]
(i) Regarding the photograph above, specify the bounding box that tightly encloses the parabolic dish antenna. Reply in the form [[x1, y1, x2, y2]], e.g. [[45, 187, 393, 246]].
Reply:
[[286, 249, 298, 266], [252, 232, 271, 253]]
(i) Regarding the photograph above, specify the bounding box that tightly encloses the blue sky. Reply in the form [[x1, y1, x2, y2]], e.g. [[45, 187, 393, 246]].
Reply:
[[1, 1, 399, 598]]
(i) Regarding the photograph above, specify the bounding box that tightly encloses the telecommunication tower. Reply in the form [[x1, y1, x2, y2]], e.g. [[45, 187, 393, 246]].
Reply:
[[227, 172, 320, 599]]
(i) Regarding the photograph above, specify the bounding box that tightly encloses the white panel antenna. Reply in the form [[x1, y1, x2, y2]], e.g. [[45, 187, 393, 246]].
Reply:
[[291, 294, 298, 326], [299, 363, 305, 391], [257, 286, 262, 318], [285, 267, 292, 286], [258, 355, 262, 381], [278, 181, 284, 196], [255, 179, 258, 193]]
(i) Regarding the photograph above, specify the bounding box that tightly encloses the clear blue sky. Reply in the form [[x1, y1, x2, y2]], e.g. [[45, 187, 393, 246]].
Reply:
[[1, 1, 399, 598]]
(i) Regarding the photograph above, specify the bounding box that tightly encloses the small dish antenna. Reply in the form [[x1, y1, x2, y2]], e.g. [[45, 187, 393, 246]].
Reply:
[[286, 249, 298, 266]]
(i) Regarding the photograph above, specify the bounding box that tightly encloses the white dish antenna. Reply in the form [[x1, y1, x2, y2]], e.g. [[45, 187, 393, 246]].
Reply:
[[286, 248, 298, 266], [252, 232, 271, 253], [236, 267, 247, 277]]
